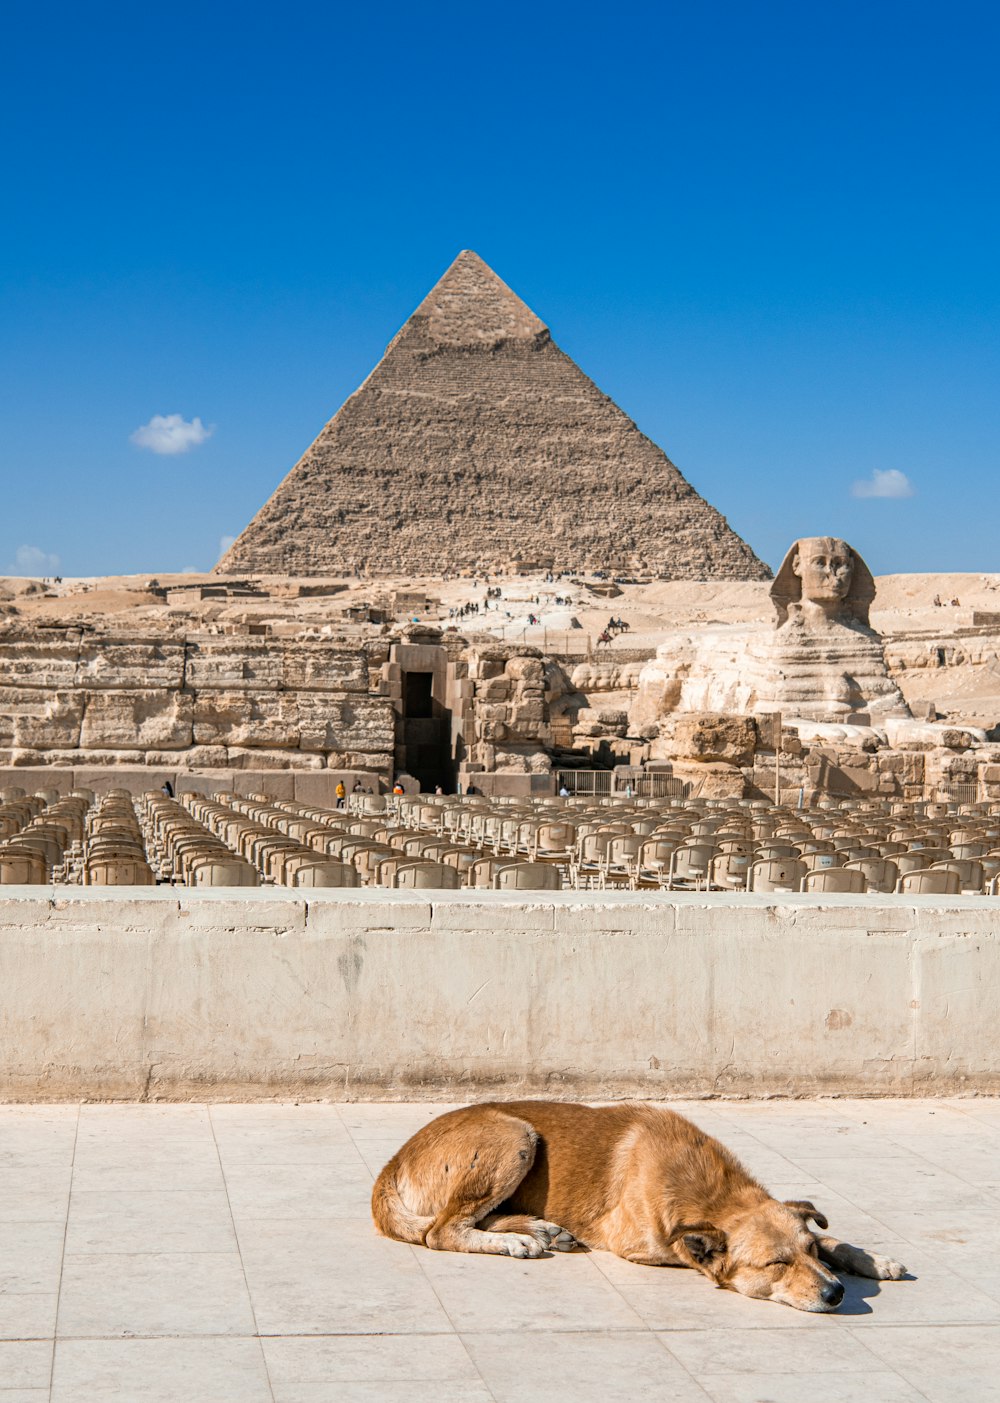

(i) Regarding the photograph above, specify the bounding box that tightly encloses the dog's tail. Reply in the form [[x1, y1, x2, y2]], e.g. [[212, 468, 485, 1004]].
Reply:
[[371, 1158, 434, 1244]]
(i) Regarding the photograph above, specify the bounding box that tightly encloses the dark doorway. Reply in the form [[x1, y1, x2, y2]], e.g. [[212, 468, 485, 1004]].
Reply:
[[402, 670, 434, 719], [396, 670, 453, 791]]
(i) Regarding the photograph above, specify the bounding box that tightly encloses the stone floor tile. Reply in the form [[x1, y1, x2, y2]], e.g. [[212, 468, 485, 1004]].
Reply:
[[223, 1160, 374, 1219], [211, 1120, 360, 1166], [51, 1337, 272, 1403], [271, 1383, 494, 1403], [0, 1167, 72, 1223], [209, 1101, 346, 1120], [0, 1116, 78, 1170], [415, 1245, 647, 1332], [64, 1188, 237, 1254], [78, 1103, 210, 1125], [695, 1371, 925, 1403], [852, 1323, 1000, 1401], [0, 1294, 58, 1341], [262, 1332, 479, 1384], [463, 1329, 710, 1402], [660, 1325, 885, 1374], [827, 1157, 985, 1202], [71, 1137, 220, 1179], [0, 1341, 52, 1389], [56, 1252, 256, 1337], [0, 1393, 50, 1402], [69, 1160, 225, 1193], [237, 1218, 454, 1335], [841, 1259, 998, 1326], [857, 1203, 1000, 1247], [0, 1221, 68, 1295], [337, 1104, 460, 1141]]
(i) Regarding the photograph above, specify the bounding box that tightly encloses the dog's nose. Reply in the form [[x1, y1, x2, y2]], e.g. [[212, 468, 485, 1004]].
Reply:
[[821, 1280, 844, 1308]]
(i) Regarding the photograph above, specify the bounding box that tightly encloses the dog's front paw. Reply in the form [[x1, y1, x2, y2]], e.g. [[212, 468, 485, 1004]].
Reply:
[[503, 1233, 547, 1259], [868, 1253, 907, 1280]]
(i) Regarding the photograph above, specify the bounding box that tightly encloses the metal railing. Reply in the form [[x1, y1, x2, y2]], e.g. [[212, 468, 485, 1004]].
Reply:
[[945, 781, 981, 805], [556, 769, 691, 799]]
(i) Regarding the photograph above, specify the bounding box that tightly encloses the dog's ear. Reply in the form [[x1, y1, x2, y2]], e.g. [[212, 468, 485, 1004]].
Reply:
[[667, 1222, 728, 1264], [785, 1199, 829, 1230]]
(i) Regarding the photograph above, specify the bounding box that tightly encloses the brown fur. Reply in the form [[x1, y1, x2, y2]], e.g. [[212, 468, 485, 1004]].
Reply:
[[372, 1101, 907, 1312]]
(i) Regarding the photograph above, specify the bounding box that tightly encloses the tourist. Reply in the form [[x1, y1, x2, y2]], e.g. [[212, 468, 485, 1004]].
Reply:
[[160, 780, 174, 798], [559, 783, 570, 797], [392, 779, 405, 795], [335, 779, 346, 808]]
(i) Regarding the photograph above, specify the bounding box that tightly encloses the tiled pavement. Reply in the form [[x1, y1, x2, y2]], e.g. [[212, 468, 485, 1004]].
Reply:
[[1, 1098, 998, 1401]]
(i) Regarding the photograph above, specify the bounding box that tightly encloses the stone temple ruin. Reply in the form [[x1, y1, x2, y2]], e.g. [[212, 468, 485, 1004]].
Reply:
[[218, 250, 770, 581]]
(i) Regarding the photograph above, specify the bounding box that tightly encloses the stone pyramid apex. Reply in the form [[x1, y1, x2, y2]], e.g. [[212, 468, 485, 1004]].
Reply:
[[218, 253, 770, 581], [399, 249, 549, 349]]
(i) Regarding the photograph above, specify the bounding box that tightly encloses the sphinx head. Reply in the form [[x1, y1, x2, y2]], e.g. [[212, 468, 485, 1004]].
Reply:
[[771, 537, 875, 628]]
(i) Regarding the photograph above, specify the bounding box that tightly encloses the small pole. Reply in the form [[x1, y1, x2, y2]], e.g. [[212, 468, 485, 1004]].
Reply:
[[774, 711, 782, 807]]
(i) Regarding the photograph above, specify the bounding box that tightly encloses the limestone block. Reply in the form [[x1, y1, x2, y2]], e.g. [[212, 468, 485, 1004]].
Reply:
[[505, 657, 544, 684], [177, 746, 229, 769], [226, 748, 323, 771], [476, 703, 510, 725], [281, 643, 368, 693], [0, 637, 80, 688], [509, 700, 545, 726], [184, 640, 282, 691], [297, 695, 395, 753], [76, 640, 185, 690], [468, 655, 505, 681], [324, 751, 392, 773], [475, 677, 511, 702], [12, 694, 85, 750], [191, 693, 298, 749], [670, 714, 758, 767], [80, 691, 193, 751]]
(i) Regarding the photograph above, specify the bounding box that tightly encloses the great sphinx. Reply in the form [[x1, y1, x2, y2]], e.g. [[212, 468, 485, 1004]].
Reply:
[[631, 535, 910, 728], [757, 536, 908, 719]]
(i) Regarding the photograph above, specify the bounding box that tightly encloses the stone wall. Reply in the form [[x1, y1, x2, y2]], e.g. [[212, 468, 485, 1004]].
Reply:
[[0, 888, 996, 1100], [0, 629, 395, 778]]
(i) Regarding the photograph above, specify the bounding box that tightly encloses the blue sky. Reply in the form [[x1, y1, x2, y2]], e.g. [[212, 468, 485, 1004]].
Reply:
[[1, 0, 997, 578]]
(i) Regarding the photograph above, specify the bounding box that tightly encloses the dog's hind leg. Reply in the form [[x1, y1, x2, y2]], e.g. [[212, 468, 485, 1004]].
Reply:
[[816, 1235, 906, 1280], [424, 1115, 550, 1258]]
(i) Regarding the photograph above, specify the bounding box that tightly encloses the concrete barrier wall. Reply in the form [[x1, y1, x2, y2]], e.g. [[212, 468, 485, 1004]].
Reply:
[[0, 889, 997, 1100]]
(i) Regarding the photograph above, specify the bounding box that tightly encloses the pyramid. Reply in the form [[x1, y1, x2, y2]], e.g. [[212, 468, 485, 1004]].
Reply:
[[218, 252, 770, 580]]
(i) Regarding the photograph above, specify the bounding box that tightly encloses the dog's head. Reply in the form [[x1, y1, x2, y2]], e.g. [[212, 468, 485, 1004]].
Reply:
[[668, 1199, 845, 1312]]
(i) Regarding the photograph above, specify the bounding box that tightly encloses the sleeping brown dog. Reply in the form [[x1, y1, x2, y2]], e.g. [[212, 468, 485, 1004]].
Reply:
[[372, 1100, 906, 1312]]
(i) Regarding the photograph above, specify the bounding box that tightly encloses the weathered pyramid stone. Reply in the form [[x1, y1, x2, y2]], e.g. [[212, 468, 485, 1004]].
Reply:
[[218, 251, 770, 580]]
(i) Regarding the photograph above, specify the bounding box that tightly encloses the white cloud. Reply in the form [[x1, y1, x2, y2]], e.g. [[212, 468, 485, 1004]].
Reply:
[[12, 544, 60, 575], [851, 468, 915, 500], [181, 566, 202, 575], [130, 413, 214, 456], [218, 534, 237, 556]]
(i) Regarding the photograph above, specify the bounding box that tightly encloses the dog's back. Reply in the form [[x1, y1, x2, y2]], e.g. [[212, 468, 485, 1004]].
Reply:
[[374, 1100, 727, 1247]]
